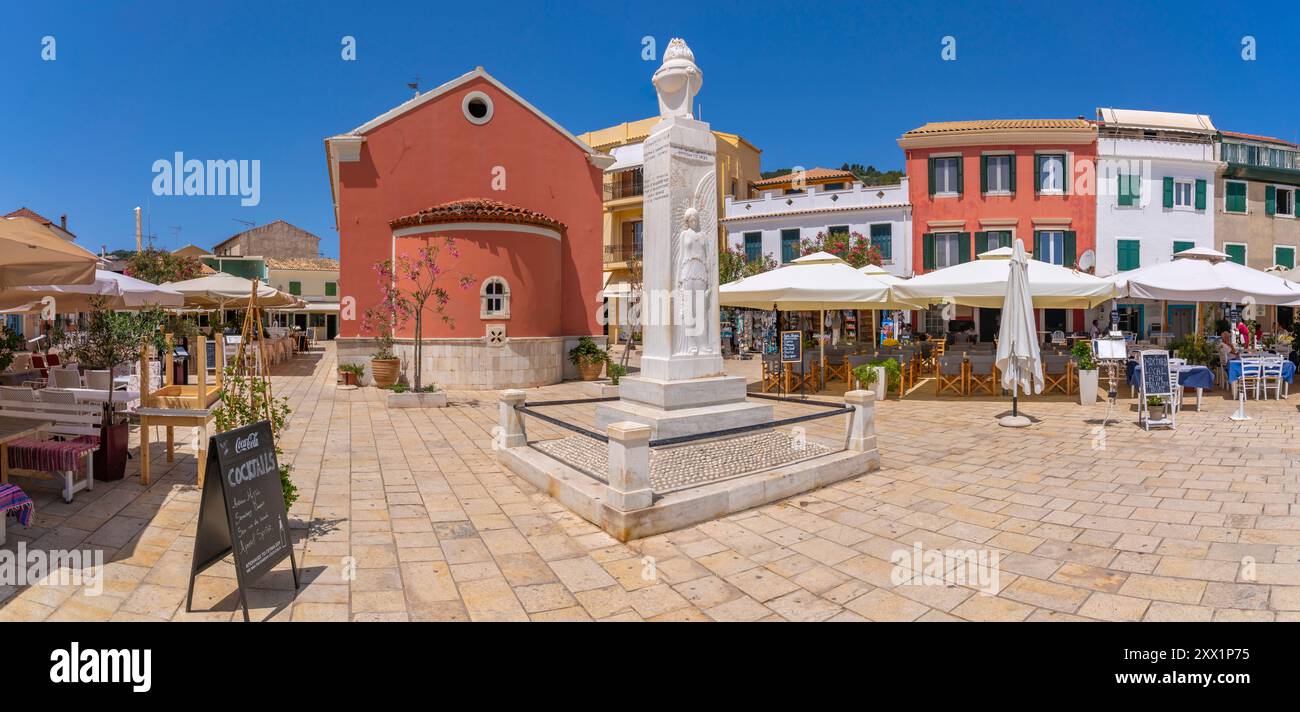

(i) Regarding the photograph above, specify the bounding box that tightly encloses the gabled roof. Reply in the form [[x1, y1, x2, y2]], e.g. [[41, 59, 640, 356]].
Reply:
[[903, 119, 1093, 136], [212, 219, 317, 252], [390, 198, 566, 232], [4, 207, 75, 238], [1221, 130, 1296, 147]]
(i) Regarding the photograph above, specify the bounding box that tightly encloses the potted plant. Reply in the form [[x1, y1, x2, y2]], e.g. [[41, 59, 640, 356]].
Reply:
[[53, 298, 167, 481], [338, 363, 365, 386], [852, 358, 900, 397], [1146, 395, 1167, 422], [1070, 341, 1099, 405], [213, 364, 298, 512], [365, 238, 473, 396], [569, 336, 607, 381], [607, 362, 627, 386]]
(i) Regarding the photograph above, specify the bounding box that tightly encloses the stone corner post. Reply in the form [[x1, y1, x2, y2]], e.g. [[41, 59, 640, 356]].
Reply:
[[605, 421, 653, 512], [844, 389, 877, 453], [498, 389, 527, 448]]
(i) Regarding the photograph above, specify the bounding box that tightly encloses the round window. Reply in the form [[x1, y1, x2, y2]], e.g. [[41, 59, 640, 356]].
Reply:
[[461, 91, 493, 125]]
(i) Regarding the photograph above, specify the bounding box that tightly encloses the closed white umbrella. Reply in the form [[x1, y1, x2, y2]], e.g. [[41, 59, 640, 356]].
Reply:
[[996, 240, 1042, 427], [893, 246, 1115, 308], [0, 269, 184, 311]]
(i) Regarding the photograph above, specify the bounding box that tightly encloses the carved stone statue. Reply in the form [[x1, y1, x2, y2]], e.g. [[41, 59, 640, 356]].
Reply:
[[652, 38, 702, 119]]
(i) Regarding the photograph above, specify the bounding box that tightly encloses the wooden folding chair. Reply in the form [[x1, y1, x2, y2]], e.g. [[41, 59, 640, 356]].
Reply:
[[935, 354, 965, 396], [760, 355, 781, 393], [1042, 355, 1071, 395], [822, 354, 849, 384], [967, 355, 998, 396]]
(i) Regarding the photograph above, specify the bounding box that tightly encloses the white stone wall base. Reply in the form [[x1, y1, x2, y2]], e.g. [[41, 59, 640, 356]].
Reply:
[[581, 381, 621, 398], [616, 374, 749, 410], [594, 399, 773, 439], [497, 437, 879, 541]]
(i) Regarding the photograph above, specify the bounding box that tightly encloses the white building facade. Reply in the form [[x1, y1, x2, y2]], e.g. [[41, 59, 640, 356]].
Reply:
[[1094, 109, 1218, 338], [722, 178, 912, 276]]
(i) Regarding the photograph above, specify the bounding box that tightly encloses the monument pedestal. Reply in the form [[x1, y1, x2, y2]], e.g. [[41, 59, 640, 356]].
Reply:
[[595, 375, 772, 439]]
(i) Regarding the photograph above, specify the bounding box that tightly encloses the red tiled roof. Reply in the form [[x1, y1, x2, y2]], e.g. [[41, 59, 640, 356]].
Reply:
[[390, 199, 566, 232], [1221, 130, 1296, 147], [752, 168, 856, 187], [4, 207, 54, 224], [902, 119, 1093, 136]]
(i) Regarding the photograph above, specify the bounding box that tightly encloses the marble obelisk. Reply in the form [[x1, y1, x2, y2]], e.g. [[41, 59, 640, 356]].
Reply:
[[596, 39, 771, 438]]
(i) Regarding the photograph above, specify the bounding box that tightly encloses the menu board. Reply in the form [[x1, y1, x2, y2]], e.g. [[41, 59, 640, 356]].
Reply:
[[186, 420, 298, 621], [780, 330, 802, 363], [1140, 350, 1172, 397]]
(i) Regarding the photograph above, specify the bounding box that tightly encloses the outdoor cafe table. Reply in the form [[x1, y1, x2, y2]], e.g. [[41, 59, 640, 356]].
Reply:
[[1226, 359, 1295, 398], [1126, 361, 1214, 410], [59, 388, 141, 404]]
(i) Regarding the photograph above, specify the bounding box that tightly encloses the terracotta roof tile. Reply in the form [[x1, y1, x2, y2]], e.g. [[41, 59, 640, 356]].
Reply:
[[752, 168, 856, 187], [265, 257, 340, 271], [4, 207, 54, 224], [1221, 130, 1296, 147], [902, 119, 1094, 136], [390, 198, 566, 232]]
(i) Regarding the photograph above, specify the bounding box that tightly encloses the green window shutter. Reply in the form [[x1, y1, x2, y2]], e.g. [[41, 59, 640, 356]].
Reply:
[[999, 231, 1012, 248], [1062, 231, 1077, 267], [974, 231, 988, 255], [1276, 246, 1296, 269], [1225, 181, 1246, 213], [957, 232, 971, 263], [1130, 174, 1141, 204], [1194, 179, 1207, 210], [979, 155, 988, 194], [1061, 156, 1069, 195], [1172, 240, 1194, 256], [1265, 185, 1276, 216], [1162, 177, 1174, 208], [1032, 231, 1043, 260], [288, 281, 301, 296], [1117, 172, 1131, 206], [1033, 156, 1041, 194], [324, 281, 337, 297], [922, 233, 935, 270], [1225, 244, 1246, 265], [955, 157, 964, 196], [927, 158, 936, 196], [1008, 155, 1016, 194], [1117, 240, 1140, 271]]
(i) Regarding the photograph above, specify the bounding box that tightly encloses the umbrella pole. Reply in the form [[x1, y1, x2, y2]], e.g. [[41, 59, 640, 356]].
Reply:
[[819, 309, 825, 392]]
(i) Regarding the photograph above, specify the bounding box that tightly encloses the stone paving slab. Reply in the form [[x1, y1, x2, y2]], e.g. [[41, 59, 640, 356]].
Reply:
[[2, 343, 1298, 622]]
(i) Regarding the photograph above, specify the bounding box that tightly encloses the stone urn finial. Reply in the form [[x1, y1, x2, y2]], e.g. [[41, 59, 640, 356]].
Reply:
[[652, 38, 702, 119]]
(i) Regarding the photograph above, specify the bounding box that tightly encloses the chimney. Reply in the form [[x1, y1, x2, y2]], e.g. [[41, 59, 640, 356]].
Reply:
[[60, 214, 67, 231]]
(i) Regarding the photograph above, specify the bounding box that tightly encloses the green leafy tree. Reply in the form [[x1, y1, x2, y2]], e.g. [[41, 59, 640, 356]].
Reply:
[[125, 249, 203, 285], [214, 366, 298, 512], [720, 244, 777, 285]]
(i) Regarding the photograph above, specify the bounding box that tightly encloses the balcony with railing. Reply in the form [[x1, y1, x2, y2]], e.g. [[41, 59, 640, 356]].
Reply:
[[1222, 140, 1300, 179], [604, 168, 644, 202], [604, 243, 642, 265]]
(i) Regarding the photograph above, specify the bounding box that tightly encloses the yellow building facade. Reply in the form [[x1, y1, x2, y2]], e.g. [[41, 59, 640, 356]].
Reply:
[[577, 117, 762, 345]]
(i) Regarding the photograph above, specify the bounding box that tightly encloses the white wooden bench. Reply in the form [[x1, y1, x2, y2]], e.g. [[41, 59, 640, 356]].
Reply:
[[0, 397, 102, 503]]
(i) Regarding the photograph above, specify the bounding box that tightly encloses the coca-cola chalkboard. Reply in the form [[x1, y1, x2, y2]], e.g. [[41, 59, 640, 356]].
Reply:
[[186, 420, 298, 622]]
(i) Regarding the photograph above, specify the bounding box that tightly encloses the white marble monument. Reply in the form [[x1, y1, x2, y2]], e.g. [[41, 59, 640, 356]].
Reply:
[[596, 39, 772, 438]]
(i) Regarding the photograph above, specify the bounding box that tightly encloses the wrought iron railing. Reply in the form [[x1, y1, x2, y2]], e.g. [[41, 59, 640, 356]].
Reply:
[[1222, 141, 1300, 172], [604, 244, 642, 264]]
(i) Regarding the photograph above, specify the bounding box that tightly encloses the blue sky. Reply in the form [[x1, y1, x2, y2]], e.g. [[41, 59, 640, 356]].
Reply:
[[3, 0, 1296, 258]]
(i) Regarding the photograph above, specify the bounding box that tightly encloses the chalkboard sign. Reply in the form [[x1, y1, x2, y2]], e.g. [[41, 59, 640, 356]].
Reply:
[[780, 330, 802, 363], [1140, 350, 1172, 398], [186, 420, 298, 622], [205, 339, 218, 371]]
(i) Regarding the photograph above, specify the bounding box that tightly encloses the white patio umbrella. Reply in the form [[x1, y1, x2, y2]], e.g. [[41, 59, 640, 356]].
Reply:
[[1111, 247, 1300, 305], [893, 246, 1116, 309], [0, 269, 185, 311], [161, 271, 299, 309], [721, 252, 911, 388], [996, 240, 1042, 427]]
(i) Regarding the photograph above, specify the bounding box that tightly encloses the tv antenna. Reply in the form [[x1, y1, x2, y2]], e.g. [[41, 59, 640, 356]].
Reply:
[[407, 76, 421, 98], [233, 218, 255, 229]]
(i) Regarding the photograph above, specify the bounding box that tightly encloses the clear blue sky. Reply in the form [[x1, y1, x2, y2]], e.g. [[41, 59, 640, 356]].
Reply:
[[3, 0, 1296, 258]]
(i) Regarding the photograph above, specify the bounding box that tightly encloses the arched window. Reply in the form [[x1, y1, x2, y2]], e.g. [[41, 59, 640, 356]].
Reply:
[[480, 277, 510, 318]]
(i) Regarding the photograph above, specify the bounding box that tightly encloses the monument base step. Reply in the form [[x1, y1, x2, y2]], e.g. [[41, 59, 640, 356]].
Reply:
[[594, 399, 773, 440]]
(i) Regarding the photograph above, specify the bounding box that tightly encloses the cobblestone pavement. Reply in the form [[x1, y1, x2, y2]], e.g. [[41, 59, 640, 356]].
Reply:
[[2, 343, 1298, 622]]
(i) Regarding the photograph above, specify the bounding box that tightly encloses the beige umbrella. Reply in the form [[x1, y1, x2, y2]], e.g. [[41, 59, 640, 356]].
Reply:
[[0, 216, 98, 288], [0, 269, 185, 311], [161, 271, 298, 309]]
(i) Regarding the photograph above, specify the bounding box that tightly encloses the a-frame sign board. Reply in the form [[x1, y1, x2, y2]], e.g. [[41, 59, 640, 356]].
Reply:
[[186, 420, 299, 622]]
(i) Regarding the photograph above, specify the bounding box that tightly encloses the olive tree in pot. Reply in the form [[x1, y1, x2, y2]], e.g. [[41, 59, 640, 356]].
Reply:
[[53, 297, 167, 481], [213, 364, 298, 512], [1070, 341, 1099, 405], [365, 237, 473, 392]]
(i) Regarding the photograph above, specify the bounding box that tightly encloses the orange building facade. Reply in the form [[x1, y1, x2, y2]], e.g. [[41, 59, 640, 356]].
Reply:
[[899, 119, 1099, 339], [325, 68, 613, 387]]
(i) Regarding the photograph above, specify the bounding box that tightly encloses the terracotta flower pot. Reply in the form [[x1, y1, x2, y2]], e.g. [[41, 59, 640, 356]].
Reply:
[[339, 370, 358, 386], [371, 358, 401, 388], [577, 359, 604, 381]]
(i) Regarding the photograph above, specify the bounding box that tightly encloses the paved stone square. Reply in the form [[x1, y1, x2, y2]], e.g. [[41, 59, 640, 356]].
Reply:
[[2, 344, 1298, 622]]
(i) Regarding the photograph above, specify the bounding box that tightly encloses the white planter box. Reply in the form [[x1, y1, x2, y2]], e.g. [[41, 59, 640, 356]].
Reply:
[[582, 380, 620, 398], [1077, 369, 1099, 405], [386, 391, 449, 408]]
